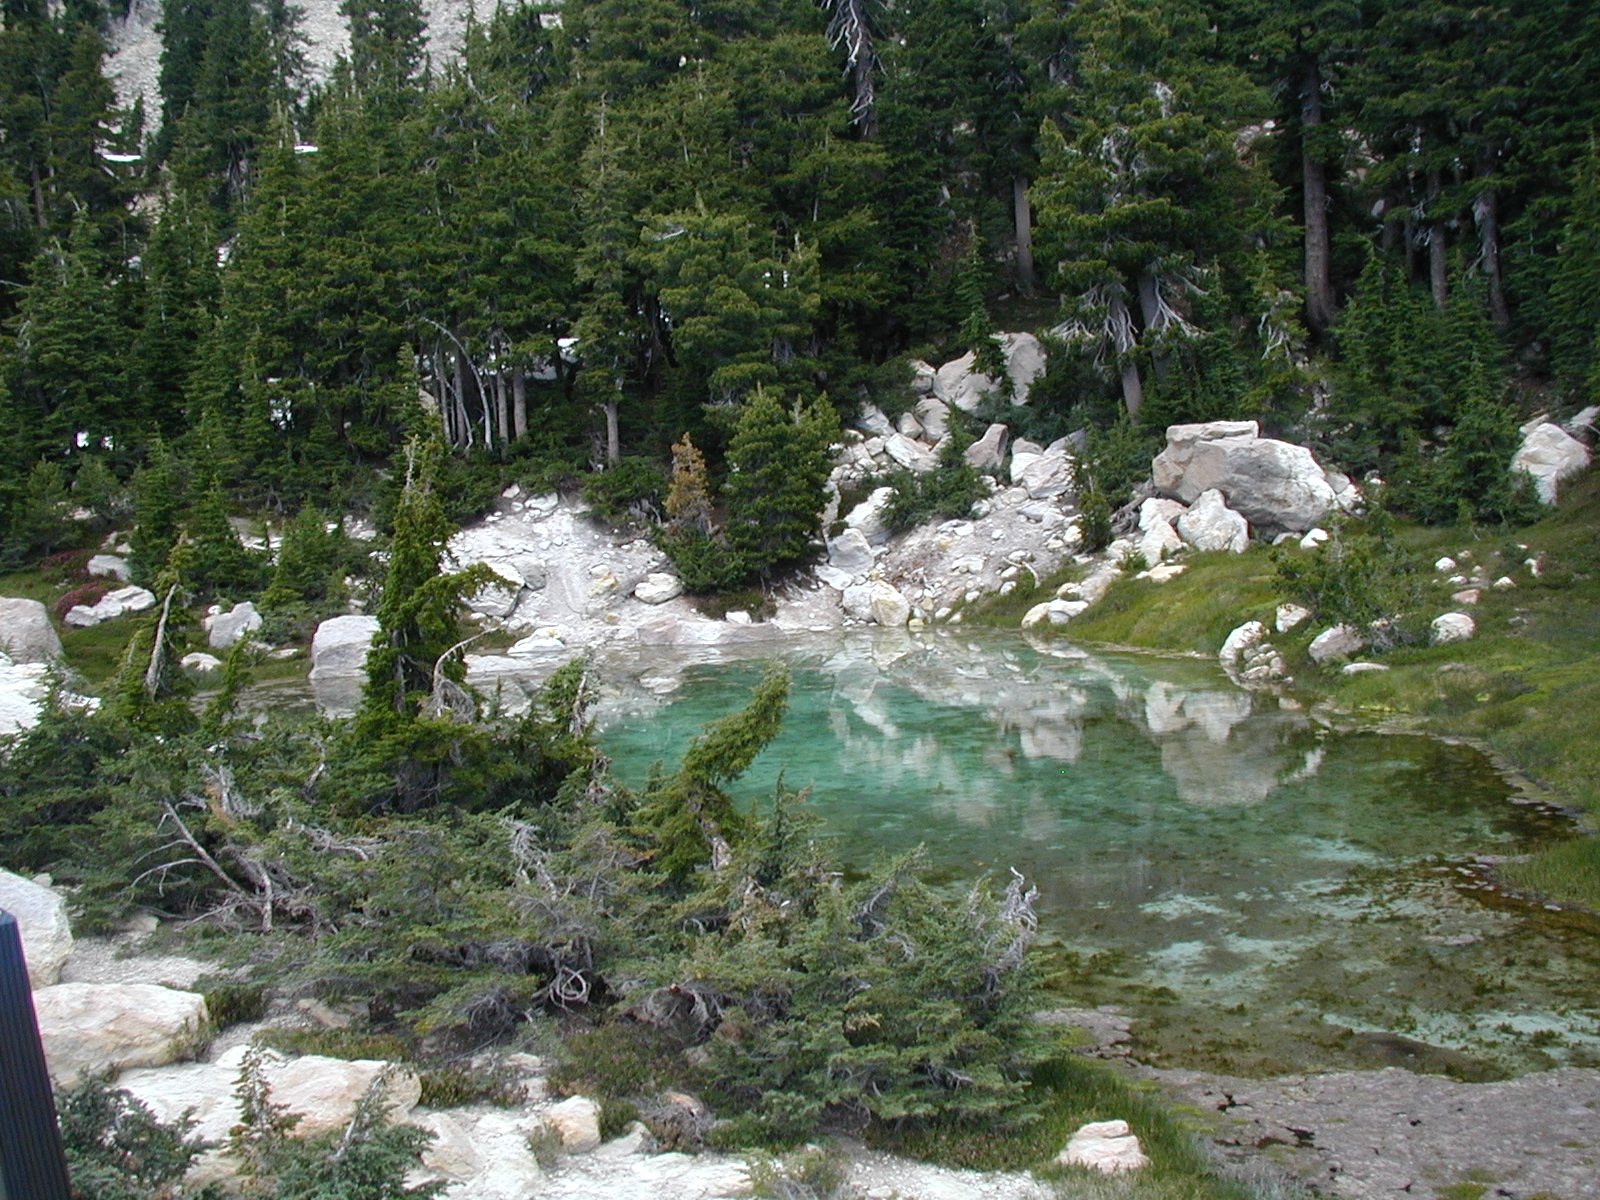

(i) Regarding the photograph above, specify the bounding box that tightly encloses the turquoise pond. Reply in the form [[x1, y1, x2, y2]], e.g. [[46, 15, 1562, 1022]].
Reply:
[[591, 630, 1600, 1078]]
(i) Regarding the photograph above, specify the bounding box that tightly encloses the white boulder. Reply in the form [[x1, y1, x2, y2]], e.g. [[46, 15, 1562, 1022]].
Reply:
[[843, 487, 897, 546], [1308, 624, 1367, 665], [1176, 489, 1250, 554], [1138, 497, 1188, 531], [914, 396, 952, 442], [310, 614, 380, 681], [999, 331, 1048, 404], [827, 528, 876, 575], [119, 1044, 421, 1150], [1219, 621, 1268, 671], [206, 601, 263, 649], [1512, 421, 1590, 505], [844, 581, 912, 627], [1058, 1119, 1150, 1174], [633, 574, 684, 605], [35, 983, 208, 1086], [1299, 527, 1329, 550], [854, 403, 896, 438], [181, 652, 224, 674], [1018, 448, 1075, 499], [542, 1096, 602, 1154], [1430, 612, 1477, 646], [0, 869, 73, 987], [1153, 420, 1339, 532], [86, 554, 130, 581], [0, 597, 62, 662], [884, 432, 938, 474], [1275, 603, 1311, 633], [963, 423, 1009, 471], [63, 585, 157, 628], [0, 657, 52, 737], [1136, 519, 1183, 566]]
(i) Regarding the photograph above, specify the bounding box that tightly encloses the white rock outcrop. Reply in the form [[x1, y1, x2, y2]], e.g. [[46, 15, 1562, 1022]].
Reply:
[[541, 1096, 603, 1154], [86, 554, 131, 581], [1308, 624, 1367, 665], [0, 656, 52, 737], [1176, 489, 1250, 554], [827, 528, 876, 575], [310, 614, 380, 680], [632, 574, 684, 605], [1275, 603, 1311, 633], [884, 432, 938, 474], [206, 601, 263, 649], [1430, 612, 1477, 646], [63, 585, 157, 628], [1513, 421, 1590, 505], [0, 870, 73, 987], [1058, 1119, 1149, 1174], [1153, 421, 1340, 532], [964, 423, 1010, 471], [35, 983, 208, 1085], [119, 1043, 421, 1149], [0, 597, 63, 662], [843, 487, 897, 546]]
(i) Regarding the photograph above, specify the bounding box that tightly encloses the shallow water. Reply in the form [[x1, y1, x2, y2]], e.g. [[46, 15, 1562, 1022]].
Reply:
[[593, 630, 1600, 1078]]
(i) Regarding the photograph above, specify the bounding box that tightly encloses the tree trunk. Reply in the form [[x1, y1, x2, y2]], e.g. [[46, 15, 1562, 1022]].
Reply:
[[494, 369, 510, 444], [603, 396, 621, 466], [1474, 179, 1511, 328], [1013, 175, 1034, 292], [1428, 171, 1448, 308], [434, 345, 453, 445], [1402, 210, 1417, 279], [1301, 60, 1336, 334], [1109, 291, 1143, 419], [512, 366, 528, 441], [1135, 272, 1169, 386], [453, 352, 473, 449], [30, 163, 47, 229]]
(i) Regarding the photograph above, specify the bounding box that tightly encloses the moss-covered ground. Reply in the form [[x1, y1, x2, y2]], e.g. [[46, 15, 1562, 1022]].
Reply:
[[974, 473, 1600, 912]]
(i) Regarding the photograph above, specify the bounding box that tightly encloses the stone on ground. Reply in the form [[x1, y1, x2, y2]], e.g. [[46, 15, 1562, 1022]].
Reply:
[[0, 597, 63, 662], [1177, 488, 1250, 554], [1154, 420, 1339, 532], [1309, 624, 1367, 665], [1512, 421, 1590, 504], [633, 573, 684, 605], [206, 600, 263, 649], [1058, 1119, 1149, 1174], [0, 869, 73, 987], [1430, 612, 1476, 646], [86, 553, 131, 581], [35, 982, 208, 1085], [543, 1096, 602, 1153]]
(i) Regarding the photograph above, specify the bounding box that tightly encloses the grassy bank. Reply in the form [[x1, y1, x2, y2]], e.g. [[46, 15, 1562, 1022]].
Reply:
[[977, 475, 1600, 911]]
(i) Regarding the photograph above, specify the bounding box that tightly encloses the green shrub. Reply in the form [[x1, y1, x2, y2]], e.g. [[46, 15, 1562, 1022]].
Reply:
[[203, 981, 269, 1027], [581, 457, 667, 525], [655, 524, 747, 593], [881, 436, 989, 533], [417, 1064, 525, 1108], [1271, 509, 1423, 641], [56, 1074, 219, 1200]]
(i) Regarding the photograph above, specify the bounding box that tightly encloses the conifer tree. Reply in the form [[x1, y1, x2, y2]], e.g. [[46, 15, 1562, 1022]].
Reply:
[[723, 388, 838, 578], [129, 438, 186, 584], [1031, 0, 1271, 420]]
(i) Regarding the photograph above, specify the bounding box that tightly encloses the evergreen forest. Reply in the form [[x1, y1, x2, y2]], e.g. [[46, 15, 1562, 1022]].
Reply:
[[4, 0, 1600, 1195], [2, 0, 1599, 551]]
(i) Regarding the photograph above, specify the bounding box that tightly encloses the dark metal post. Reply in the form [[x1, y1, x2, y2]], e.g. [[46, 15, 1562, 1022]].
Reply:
[[0, 910, 72, 1199]]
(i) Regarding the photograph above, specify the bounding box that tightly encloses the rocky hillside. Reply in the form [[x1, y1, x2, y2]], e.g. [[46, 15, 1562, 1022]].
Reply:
[[106, 0, 499, 119]]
